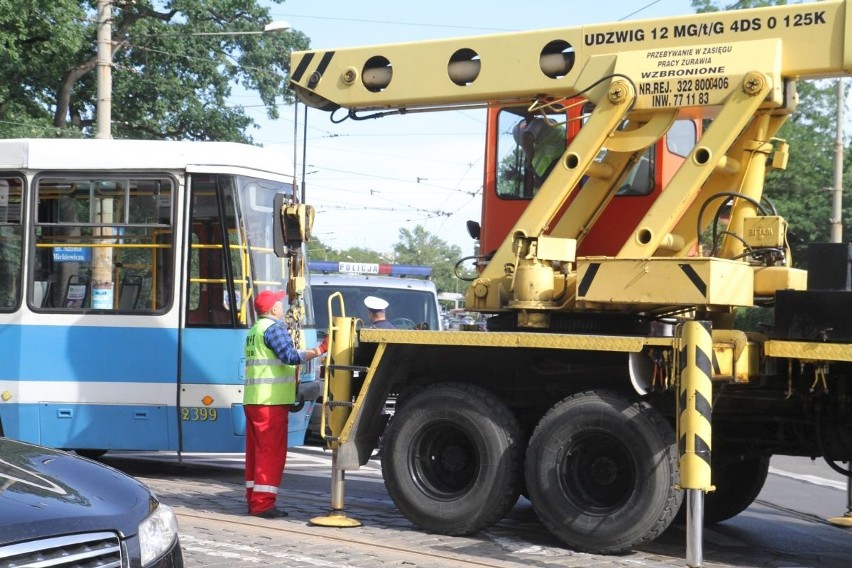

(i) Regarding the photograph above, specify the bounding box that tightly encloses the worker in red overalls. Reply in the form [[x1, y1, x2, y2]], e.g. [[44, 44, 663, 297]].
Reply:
[[243, 289, 327, 518]]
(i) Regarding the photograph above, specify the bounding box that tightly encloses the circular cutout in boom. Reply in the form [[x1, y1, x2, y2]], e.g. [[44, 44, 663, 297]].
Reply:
[[540, 40, 575, 79], [448, 48, 481, 86], [363, 56, 392, 92]]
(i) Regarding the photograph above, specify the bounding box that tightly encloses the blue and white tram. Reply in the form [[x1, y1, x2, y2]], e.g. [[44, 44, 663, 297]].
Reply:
[[0, 139, 317, 454]]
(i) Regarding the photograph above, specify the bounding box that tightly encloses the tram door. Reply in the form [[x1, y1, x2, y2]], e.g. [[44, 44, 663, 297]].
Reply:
[[179, 174, 250, 452]]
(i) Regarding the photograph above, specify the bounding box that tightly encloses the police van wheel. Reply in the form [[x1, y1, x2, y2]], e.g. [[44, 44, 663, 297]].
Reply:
[[525, 390, 681, 554], [382, 383, 523, 535]]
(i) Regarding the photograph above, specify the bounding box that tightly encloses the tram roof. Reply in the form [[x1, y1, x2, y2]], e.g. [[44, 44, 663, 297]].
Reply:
[[0, 138, 294, 178]]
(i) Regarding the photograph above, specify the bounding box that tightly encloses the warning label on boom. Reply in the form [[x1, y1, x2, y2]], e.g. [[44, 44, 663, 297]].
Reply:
[[597, 5, 833, 110], [633, 44, 740, 109]]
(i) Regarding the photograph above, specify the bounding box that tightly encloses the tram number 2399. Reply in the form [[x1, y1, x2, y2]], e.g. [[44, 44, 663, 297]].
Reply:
[[181, 407, 218, 421]]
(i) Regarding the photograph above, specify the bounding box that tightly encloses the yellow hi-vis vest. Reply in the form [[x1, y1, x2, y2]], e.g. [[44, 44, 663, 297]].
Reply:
[[243, 318, 297, 405], [532, 125, 566, 179]]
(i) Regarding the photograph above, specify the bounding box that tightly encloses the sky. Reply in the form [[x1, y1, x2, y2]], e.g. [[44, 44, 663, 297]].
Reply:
[[236, 0, 705, 257]]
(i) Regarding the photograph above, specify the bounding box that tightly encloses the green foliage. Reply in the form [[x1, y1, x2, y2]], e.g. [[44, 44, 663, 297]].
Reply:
[[311, 225, 475, 294], [691, 3, 836, 330], [691, 0, 787, 13], [0, 0, 86, 136], [734, 306, 774, 332], [0, 0, 310, 141], [764, 80, 844, 266], [306, 237, 336, 262], [691, 0, 850, 266], [496, 147, 526, 197], [393, 225, 470, 294]]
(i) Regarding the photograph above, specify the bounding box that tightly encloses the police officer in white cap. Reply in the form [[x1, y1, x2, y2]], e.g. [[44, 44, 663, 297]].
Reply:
[[364, 295, 394, 329]]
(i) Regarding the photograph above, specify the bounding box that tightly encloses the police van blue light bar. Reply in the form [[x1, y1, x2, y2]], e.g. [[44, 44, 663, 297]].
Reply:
[[308, 260, 432, 278]]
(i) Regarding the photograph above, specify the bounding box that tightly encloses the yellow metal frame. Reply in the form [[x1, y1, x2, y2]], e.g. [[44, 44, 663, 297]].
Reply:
[[310, 292, 363, 528], [291, 1, 852, 320], [765, 340, 852, 363], [358, 328, 673, 351], [575, 257, 754, 311], [290, 2, 852, 112]]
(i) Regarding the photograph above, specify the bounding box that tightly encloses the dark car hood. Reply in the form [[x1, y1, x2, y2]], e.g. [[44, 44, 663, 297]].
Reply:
[[0, 438, 153, 545]]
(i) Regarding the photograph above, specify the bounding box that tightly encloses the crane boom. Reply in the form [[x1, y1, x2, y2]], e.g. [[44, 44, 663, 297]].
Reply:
[[290, 1, 852, 318], [290, 1, 852, 115]]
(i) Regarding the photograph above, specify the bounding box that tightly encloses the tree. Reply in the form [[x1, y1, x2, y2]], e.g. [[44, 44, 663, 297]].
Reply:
[[338, 247, 388, 264], [764, 80, 843, 266], [310, 225, 473, 294], [306, 236, 336, 262], [0, 1, 310, 141], [691, 0, 851, 265], [691, 0, 787, 12], [394, 225, 468, 294], [690, 0, 852, 332]]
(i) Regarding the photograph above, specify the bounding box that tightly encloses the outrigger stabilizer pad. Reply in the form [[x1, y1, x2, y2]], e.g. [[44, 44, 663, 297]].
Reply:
[[309, 511, 362, 528]]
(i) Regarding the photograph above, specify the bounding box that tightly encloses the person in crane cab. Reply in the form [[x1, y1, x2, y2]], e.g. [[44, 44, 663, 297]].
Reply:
[[512, 116, 566, 188], [364, 295, 394, 329]]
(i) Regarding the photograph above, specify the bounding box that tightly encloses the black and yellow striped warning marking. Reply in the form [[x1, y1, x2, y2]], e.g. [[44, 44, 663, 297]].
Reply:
[[678, 320, 713, 491]]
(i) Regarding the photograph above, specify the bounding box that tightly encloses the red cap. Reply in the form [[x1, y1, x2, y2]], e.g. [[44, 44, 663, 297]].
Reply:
[[254, 290, 285, 314]]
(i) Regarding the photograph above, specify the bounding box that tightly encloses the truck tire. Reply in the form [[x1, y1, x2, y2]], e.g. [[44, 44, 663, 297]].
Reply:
[[704, 455, 770, 523], [525, 390, 681, 554], [382, 383, 523, 535]]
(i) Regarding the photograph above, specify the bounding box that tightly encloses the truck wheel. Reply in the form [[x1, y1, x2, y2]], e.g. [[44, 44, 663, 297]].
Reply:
[[525, 390, 681, 554], [382, 383, 523, 535], [704, 455, 770, 523]]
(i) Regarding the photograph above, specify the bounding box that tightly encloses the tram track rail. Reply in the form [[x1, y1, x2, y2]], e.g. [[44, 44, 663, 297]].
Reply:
[[175, 508, 542, 568]]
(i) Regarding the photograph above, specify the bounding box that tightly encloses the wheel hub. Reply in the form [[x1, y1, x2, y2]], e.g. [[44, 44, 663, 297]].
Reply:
[[561, 432, 635, 512], [411, 422, 479, 499]]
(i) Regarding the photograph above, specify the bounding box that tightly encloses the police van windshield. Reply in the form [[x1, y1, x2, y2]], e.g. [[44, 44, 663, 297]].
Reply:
[[312, 284, 440, 331]]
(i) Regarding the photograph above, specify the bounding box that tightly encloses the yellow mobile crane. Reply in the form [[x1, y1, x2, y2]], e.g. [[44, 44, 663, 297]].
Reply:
[[287, 0, 852, 556]]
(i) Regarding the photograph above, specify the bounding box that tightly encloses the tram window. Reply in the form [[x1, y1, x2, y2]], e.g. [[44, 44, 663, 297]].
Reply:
[[31, 175, 174, 312], [0, 177, 24, 311], [237, 178, 299, 327], [186, 175, 243, 327], [128, 179, 171, 225], [185, 174, 294, 328]]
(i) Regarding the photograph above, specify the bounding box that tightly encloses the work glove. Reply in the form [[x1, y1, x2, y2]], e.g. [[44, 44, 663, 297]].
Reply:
[[316, 336, 329, 355]]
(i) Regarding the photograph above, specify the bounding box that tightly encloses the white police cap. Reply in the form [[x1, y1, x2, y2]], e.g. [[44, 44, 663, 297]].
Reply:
[[364, 296, 389, 311]]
